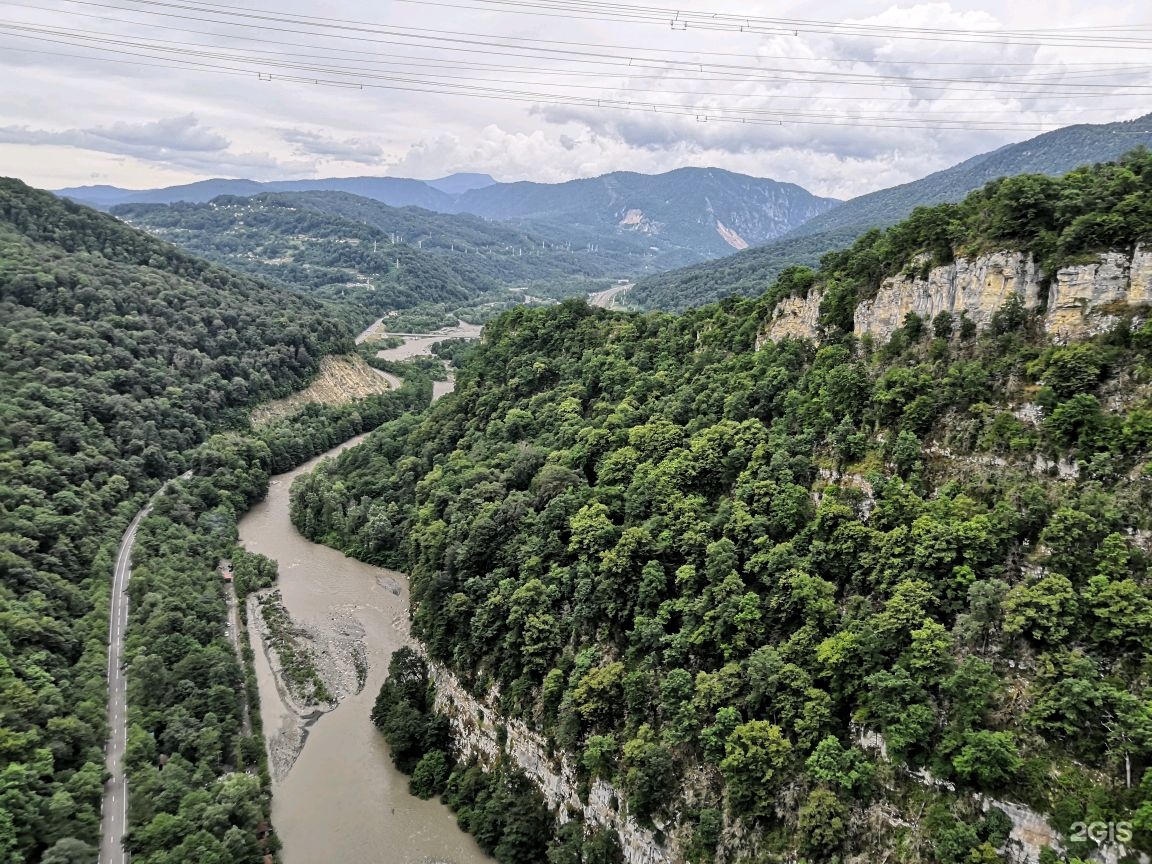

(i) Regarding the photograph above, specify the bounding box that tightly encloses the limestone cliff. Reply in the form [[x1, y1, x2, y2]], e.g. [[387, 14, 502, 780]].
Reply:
[[1046, 248, 1152, 341], [757, 245, 1152, 346], [429, 664, 675, 864], [855, 251, 1043, 344], [758, 290, 824, 346]]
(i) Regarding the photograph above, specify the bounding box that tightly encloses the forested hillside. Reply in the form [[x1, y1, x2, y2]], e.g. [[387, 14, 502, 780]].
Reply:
[[631, 114, 1152, 311], [114, 192, 626, 322], [0, 178, 354, 863], [61, 167, 839, 269], [290, 157, 1152, 861], [450, 167, 840, 259]]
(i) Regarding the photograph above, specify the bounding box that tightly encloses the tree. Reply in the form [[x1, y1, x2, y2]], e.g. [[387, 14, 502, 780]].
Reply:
[[621, 725, 678, 821], [40, 838, 97, 864], [952, 731, 1022, 789], [410, 750, 451, 799], [719, 721, 792, 817], [1002, 574, 1079, 644], [797, 789, 847, 859]]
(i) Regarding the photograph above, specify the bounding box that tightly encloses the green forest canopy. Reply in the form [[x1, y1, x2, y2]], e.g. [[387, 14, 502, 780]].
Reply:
[[631, 147, 1152, 313], [291, 153, 1152, 861], [0, 177, 356, 863]]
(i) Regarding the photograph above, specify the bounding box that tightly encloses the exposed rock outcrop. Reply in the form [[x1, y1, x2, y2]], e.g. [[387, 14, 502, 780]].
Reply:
[[855, 725, 1147, 864], [429, 665, 674, 864], [757, 245, 1152, 347], [758, 290, 824, 345], [854, 251, 1043, 344]]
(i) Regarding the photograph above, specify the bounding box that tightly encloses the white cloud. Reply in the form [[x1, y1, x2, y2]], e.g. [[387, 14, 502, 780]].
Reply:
[[281, 128, 388, 164], [0, 116, 315, 177], [0, 0, 1146, 196]]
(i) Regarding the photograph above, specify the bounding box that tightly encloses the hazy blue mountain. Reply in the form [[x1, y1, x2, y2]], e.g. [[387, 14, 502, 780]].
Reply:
[[56, 167, 837, 265], [629, 112, 1152, 311], [55, 178, 267, 209], [58, 176, 453, 211], [425, 172, 497, 195], [450, 167, 841, 258]]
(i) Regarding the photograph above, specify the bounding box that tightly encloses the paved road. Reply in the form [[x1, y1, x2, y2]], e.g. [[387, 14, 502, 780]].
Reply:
[[100, 474, 189, 864], [588, 282, 633, 309]]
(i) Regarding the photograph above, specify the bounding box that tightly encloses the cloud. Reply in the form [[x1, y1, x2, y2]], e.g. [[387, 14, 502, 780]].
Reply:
[[0, 115, 314, 178], [281, 128, 387, 164], [1, 0, 1147, 194]]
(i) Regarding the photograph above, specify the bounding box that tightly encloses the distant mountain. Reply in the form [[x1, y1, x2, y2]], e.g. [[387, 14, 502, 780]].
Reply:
[[425, 172, 497, 195], [59, 176, 453, 212], [57, 167, 838, 266], [452, 167, 840, 258], [112, 191, 636, 315], [629, 113, 1152, 311]]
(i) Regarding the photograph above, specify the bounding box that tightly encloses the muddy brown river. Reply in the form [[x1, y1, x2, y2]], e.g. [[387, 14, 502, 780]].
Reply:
[[239, 438, 491, 864]]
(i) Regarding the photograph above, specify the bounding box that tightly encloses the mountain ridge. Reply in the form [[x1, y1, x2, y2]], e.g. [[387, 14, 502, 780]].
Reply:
[[628, 113, 1152, 311], [56, 166, 840, 265]]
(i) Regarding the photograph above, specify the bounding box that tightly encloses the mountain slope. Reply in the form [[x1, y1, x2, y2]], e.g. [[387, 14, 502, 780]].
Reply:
[[58, 167, 838, 267], [425, 172, 497, 195], [112, 191, 634, 317], [0, 177, 354, 864], [289, 155, 1152, 862], [58, 175, 454, 212], [452, 166, 840, 258], [631, 113, 1152, 311]]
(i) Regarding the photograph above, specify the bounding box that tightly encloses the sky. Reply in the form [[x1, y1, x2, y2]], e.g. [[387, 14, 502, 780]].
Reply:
[[0, 0, 1149, 199]]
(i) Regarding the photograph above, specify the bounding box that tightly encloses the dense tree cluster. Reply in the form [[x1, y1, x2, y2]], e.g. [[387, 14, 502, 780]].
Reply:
[[371, 648, 624, 864], [293, 156, 1152, 860], [814, 148, 1152, 332], [0, 178, 360, 863], [631, 147, 1152, 315]]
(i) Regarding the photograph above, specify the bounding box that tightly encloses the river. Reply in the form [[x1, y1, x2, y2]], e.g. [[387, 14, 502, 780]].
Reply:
[[357, 319, 483, 401], [240, 442, 491, 864]]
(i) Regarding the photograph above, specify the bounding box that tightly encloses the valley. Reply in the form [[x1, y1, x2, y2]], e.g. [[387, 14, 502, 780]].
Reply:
[[239, 439, 492, 864], [4, 91, 1152, 864]]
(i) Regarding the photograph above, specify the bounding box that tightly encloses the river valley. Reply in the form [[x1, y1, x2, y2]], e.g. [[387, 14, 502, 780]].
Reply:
[[239, 438, 492, 864], [240, 320, 492, 864]]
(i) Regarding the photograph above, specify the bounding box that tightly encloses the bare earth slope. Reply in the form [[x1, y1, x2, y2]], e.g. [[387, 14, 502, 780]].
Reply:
[[251, 354, 392, 426]]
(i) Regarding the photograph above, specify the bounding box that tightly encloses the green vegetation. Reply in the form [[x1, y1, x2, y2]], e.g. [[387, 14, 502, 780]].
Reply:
[[114, 192, 628, 320], [630, 118, 1152, 311], [811, 148, 1152, 333], [122, 381, 429, 863], [292, 153, 1152, 860], [0, 177, 355, 863], [371, 648, 623, 863]]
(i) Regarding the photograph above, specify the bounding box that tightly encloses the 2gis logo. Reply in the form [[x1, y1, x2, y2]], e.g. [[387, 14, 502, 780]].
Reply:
[[1069, 821, 1134, 844]]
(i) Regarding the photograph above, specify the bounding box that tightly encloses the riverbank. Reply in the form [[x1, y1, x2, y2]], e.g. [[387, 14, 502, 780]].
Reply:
[[239, 438, 491, 864]]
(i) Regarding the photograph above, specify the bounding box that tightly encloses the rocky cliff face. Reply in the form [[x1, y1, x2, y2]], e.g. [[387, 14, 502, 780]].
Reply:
[[855, 251, 1044, 344], [429, 664, 676, 864], [759, 244, 1152, 346], [759, 290, 825, 345]]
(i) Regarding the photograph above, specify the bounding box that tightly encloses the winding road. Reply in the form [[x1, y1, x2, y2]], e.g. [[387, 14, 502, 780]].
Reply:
[[100, 475, 188, 864]]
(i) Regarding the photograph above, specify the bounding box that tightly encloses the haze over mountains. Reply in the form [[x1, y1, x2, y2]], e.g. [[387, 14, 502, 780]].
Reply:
[[58, 167, 840, 266]]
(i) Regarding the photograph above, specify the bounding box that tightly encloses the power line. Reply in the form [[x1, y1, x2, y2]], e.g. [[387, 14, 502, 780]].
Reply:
[[2, 0, 1148, 137], [392, 0, 1152, 49], [9, 0, 1149, 70], [7, 27, 1148, 135], [7, 4, 1152, 96]]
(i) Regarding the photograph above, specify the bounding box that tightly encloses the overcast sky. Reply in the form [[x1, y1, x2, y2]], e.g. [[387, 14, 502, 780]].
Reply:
[[1, 0, 1148, 198]]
